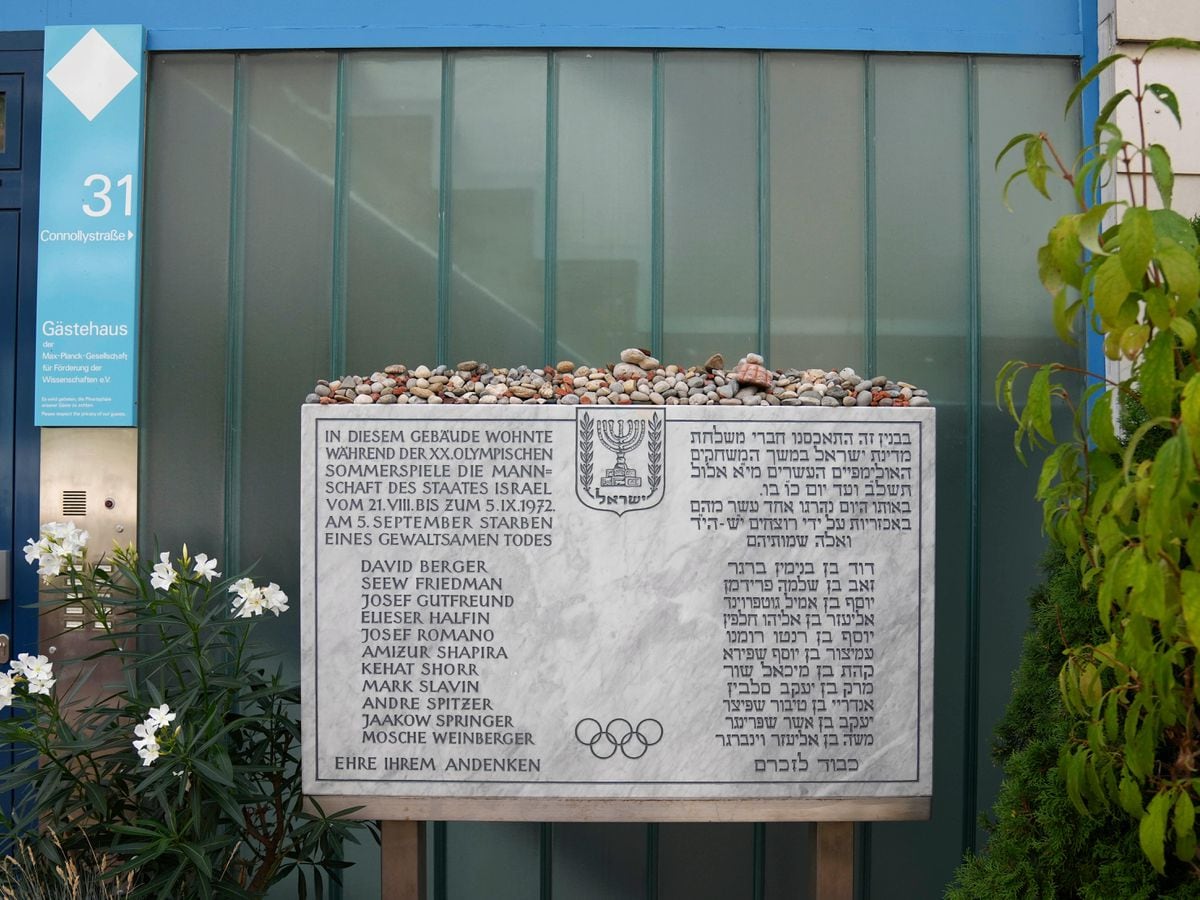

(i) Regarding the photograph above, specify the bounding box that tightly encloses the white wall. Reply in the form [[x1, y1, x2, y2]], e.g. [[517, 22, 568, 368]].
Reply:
[[1101, 0, 1200, 212]]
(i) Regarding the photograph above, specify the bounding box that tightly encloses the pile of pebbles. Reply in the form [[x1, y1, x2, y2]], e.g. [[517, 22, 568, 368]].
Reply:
[[305, 349, 931, 408]]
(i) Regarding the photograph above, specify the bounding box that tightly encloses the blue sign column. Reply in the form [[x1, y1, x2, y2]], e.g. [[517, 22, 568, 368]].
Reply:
[[34, 25, 146, 426]]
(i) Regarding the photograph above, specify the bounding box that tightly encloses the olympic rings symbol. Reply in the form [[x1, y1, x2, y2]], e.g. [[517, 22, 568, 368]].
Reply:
[[574, 717, 664, 760]]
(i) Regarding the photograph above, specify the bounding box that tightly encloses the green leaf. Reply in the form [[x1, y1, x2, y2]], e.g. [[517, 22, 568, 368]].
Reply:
[[1180, 570, 1200, 649], [994, 132, 1039, 170], [1039, 244, 1063, 293], [1119, 323, 1151, 359], [1066, 54, 1126, 116], [1079, 661, 1102, 705], [1146, 83, 1183, 127], [1064, 747, 1089, 815], [1079, 202, 1118, 255], [1139, 330, 1176, 418], [1119, 206, 1155, 285], [1024, 137, 1052, 199], [1172, 317, 1199, 351], [1141, 791, 1171, 873], [1176, 791, 1197, 861], [1128, 717, 1157, 779], [1094, 254, 1133, 323], [1183, 373, 1200, 450], [1051, 287, 1082, 345], [1120, 771, 1146, 818], [1104, 693, 1120, 744], [1060, 659, 1084, 715], [1145, 288, 1172, 329], [1046, 215, 1083, 289], [1147, 143, 1174, 209], [1157, 243, 1200, 311], [1095, 88, 1133, 142], [1151, 208, 1200, 252], [1145, 37, 1200, 53], [1024, 366, 1056, 444]]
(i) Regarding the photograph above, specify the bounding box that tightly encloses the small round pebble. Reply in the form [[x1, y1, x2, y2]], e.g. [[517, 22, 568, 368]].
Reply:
[[306, 356, 931, 409]]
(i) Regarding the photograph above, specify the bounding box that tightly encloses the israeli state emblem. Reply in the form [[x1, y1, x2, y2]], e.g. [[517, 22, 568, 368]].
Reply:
[[575, 408, 666, 515]]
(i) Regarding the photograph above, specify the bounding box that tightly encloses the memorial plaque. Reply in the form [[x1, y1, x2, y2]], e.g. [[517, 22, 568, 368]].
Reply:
[[301, 404, 934, 821]]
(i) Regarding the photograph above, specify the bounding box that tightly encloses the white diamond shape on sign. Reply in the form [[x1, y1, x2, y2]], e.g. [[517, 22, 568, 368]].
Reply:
[[46, 29, 138, 122]]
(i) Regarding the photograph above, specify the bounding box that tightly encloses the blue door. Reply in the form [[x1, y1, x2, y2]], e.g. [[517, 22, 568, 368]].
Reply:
[[0, 40, 43, 785]]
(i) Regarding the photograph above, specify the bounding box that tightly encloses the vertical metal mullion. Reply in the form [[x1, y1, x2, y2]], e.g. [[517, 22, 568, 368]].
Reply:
[[223, 53, 247, 574], [645, 823, 659, 900], [436, 51, 455, 368], [863, 54, 877, 378], [650, 51, 665, 360], [433, 821, 448, 900], [854, 52, 878, 900], [756, 52, 770, 363], [540, 822, 554, 900], [751, 823, 766, 900], [330, 52, 349, 378], [431, 55, 455, 892], [543, 51, 559, 367], [962, 55, 983, 857]]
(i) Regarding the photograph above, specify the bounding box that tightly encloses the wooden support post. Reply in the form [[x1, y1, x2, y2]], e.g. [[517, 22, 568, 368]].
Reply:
[[811, 822, 854, 900], [381, 821, 425, 900]]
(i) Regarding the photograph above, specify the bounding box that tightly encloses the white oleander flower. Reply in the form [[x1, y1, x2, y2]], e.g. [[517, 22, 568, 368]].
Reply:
[[0, 671, 13, 710], [132, 721, 158, 751], [262, 583, 290, 616], [136, 742, 161, 767], [144, 704, 176, 731], [22, 538, 48, 566], [23, 522, 88, 580], [41, 521, 89, 557], [229, 577, 254, 596], [192, 553, 220, 582], [25, 673, 55, 696], [12, 653, 52, 682], [229, 578, 289, 618], [150, 551, 178, 591], [233, 586, 267, 618]]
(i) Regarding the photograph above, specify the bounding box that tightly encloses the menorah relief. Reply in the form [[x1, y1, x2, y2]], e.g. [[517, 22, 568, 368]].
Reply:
[[576, 409, 666, 516], [598, 419, 646, 488]]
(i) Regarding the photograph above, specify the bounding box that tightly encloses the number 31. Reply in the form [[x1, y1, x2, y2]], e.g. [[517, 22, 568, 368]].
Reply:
[[82, 173, 134, 218]]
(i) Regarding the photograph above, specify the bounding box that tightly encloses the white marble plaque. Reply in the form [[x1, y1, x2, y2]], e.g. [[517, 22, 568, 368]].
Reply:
[[301, 405, 934, 817]]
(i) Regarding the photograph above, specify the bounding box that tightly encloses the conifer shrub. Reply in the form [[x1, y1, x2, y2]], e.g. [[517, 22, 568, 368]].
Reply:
[[947, 548, 1200, 898]]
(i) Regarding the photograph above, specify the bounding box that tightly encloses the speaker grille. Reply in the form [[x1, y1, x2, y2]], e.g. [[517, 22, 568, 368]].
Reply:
[[62, 490, 87, 517]]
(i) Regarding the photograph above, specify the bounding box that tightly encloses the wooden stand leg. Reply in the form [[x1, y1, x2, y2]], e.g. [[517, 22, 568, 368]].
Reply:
[[810, 822, 854, 900], [381, 821, 425, 900]]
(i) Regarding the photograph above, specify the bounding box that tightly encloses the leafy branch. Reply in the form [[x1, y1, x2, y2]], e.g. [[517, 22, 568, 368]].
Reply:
[[998, 40, 1200, 877]]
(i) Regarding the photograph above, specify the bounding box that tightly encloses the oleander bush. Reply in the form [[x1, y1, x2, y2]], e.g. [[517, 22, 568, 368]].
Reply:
[[0, 523, 374, 899]]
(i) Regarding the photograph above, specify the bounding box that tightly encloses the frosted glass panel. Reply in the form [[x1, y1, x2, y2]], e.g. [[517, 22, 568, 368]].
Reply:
[[444, 822, 541, 899], [662, 52, 759, 365], [133, 47, 1085, 900], [555, 51, 653, 368], [974, 56, 1081, 847], [140, 55, 234, 554], [869, 55, 970, 898], [658, 824, 753, 899], [238, 53, 337, 653], [768, 52, 866, 372], [764, 823, 815, 900], [449, 52, 546, 366], [344, 52, 442, 373], [553, 823, 646, 900]]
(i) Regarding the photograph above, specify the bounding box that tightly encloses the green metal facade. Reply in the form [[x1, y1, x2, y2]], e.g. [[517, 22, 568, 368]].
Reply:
[[137, 50, 1081, 897]]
